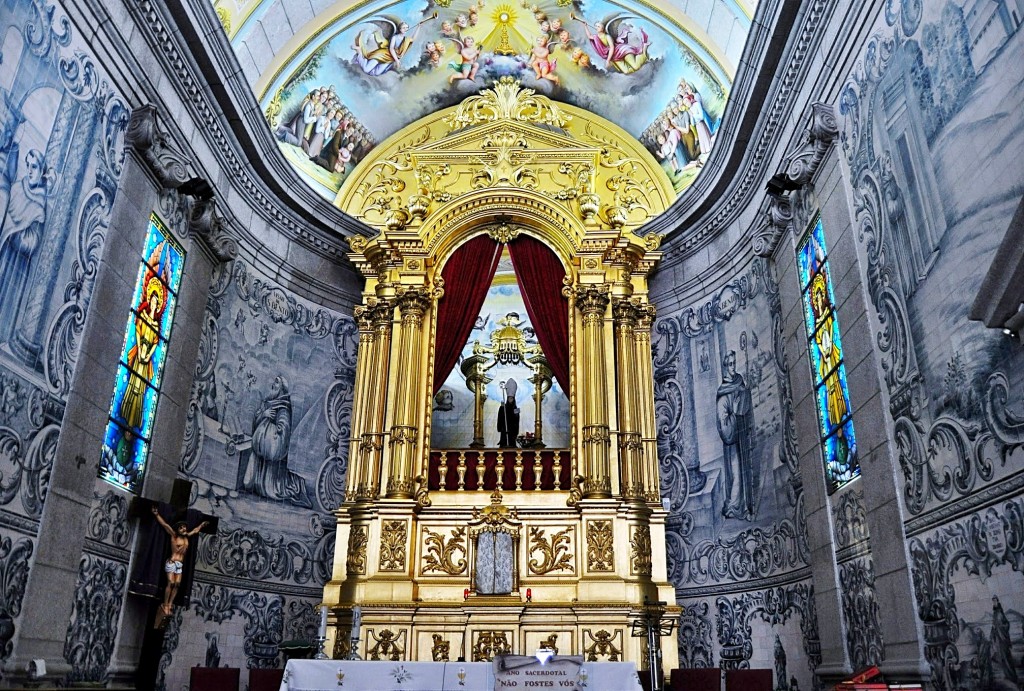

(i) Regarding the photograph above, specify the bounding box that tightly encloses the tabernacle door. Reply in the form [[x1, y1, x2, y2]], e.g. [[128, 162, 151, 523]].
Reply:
[[475, 531, 514, 594], [469, 491, 520, 596]]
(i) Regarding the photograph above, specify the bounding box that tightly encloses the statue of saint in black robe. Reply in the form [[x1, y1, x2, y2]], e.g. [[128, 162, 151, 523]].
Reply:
[[497, 379, 520, 447]]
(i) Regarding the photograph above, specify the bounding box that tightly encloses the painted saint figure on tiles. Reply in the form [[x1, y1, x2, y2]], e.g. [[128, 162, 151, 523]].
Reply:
[[239, 375, 314, 508], [716, 350, 755, 521], [0, 149, 50, 345]]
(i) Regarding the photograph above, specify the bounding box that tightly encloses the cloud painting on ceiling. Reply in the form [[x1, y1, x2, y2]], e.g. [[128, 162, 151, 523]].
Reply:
[[261, 0, 730, 202]]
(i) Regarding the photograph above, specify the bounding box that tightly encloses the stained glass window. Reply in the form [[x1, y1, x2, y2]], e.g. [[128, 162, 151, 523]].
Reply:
[[99, 214, 184, 492], [798, 217, 859, 494]]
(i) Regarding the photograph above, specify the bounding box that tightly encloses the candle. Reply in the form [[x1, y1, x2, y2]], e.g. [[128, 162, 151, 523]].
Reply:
[[464, 588, 470, 600], [526, 588, 532, 602], [351, 606, 361, 640], [318, 604, 328, 638]]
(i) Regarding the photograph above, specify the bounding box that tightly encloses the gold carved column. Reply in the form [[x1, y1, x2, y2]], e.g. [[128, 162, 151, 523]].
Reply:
[[357, 300, 393, 500], [575, 285, 612, 498], [385, 287, 433, 498], [613, 299, 644, 502], [633, 303, 659, 501], [346, 305, 375, 502]]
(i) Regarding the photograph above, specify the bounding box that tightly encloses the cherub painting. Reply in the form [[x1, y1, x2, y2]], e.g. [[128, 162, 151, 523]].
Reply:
[[353, 14, 436, 76], [575, 13, 650, 74], [448, 35, 482, 84], [530, 35, 559, 84]]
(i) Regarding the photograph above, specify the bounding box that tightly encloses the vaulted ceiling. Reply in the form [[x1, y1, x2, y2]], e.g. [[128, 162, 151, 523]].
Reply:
[[211, 0, 756, 204]]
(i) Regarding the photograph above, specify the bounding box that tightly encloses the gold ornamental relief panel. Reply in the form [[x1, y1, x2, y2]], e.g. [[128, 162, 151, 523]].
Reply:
[[379, 519, 409, 572], [337, 78, 675, 253], [582, 629, 624, 662], [419, 525, 469, 577], [586, 520, 615, 572], [366, 628, 408, 661], [471, 630, 514, 661], [527, 525, 576, 576], [629, 525, 653, 576], [346, 525, 368, 575]]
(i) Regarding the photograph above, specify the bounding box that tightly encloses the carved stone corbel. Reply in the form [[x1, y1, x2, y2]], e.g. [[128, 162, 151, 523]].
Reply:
[[188, 197, 239, 263], [753, 102, 836, 258], [752, 194, 793, 258], [125, 105, 191, 188], [783, 102, 839, 186]]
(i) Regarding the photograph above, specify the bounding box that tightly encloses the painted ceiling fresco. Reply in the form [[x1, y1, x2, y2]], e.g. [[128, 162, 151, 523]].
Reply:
[[245, 1, 739, 203]]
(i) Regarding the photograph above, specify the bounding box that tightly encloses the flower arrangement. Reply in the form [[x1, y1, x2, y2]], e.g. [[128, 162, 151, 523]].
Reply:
[[516, 431, 537, 448]]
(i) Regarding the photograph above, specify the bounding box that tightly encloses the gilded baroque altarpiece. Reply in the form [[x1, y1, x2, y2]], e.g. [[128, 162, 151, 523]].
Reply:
[[324, 79, 679, 675]]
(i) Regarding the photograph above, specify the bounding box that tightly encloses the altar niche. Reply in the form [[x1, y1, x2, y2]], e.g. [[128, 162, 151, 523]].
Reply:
[[431, 251, 570, 451]]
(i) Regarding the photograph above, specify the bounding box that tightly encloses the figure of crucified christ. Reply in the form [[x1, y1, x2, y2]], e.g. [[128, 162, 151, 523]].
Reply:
[[151, 505, 208, 616]]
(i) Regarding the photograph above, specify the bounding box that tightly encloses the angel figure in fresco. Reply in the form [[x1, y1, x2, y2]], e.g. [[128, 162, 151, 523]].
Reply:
[[574, 14, 650, 74], [115, 242, 171, 463], [530, 35, 559, 84], [448, 35, 482, 84], [810, 269, 851, 469], [352, 14, 436, 76]]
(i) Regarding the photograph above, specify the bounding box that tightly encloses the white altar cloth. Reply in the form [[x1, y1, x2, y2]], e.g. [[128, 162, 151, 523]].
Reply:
[[280, 659, 642, 691]]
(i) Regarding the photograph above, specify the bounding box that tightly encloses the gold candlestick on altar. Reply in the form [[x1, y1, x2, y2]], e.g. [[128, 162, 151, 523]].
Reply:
[[461, 352, 494, 448], [528, 353, 552, 448]]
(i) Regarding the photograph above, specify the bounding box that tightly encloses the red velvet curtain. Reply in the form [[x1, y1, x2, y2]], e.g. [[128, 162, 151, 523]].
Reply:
[[432, 235, 502, 394], [508, 236, 570, 393]]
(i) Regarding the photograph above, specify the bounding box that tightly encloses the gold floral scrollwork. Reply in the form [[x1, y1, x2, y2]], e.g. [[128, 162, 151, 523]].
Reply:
[[333, 636, 350, 660], [472, 631, 511, 661], [414, 163, 452, 204], [630, 525, 652, 576], [379, 520, 408, 571], [444, 77, 571, 131], [422, 526, 468, 575], [487, 219, 521, 244], [415, 475, 432, 508], [347, 235, 368, 253], [431, 634, 450, 661], [263, 88, 281, 127], [583, 629, 621, 661], [642, 233, 663, 251], [215, 6, 232, 34], [346, 526, 368, 575], [367, 629, 405, 661], [528, 527, 574, 575], [587, 521, 614, 572], [566, 474, 585, 507]]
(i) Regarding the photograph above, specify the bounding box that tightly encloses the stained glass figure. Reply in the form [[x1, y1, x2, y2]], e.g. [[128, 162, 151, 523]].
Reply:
[[798, 217, 859, 493], [100, 215, 184, 492]]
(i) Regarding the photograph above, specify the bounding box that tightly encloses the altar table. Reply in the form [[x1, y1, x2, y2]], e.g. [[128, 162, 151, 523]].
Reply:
[[279, 659, 643, 691]]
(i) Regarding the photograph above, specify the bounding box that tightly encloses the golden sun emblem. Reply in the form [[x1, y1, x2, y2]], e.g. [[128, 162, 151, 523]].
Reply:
[[491, 4, 519, 55]]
